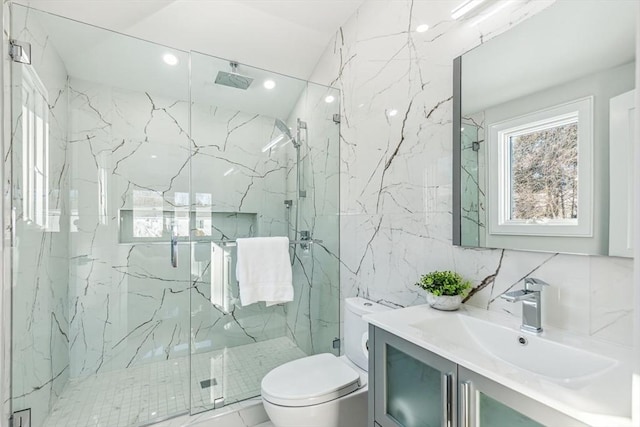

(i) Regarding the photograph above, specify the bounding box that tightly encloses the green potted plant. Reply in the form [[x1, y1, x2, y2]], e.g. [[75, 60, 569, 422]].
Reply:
[[415, 270, 472, 311]]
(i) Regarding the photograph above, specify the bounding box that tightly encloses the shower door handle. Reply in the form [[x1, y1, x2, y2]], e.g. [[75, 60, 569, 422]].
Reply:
[[170, 232, 178, 268]]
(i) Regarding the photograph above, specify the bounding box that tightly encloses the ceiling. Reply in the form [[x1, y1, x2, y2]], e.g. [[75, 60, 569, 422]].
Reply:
[[15, 0, 356, 118], [17, 0, 365, 81]]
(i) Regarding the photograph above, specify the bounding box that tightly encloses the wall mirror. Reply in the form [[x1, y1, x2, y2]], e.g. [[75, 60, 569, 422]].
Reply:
[[453, 0, 636, 256]]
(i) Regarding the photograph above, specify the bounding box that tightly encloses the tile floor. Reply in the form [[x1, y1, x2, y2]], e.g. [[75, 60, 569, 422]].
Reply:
[[43, 337, 305, 427]]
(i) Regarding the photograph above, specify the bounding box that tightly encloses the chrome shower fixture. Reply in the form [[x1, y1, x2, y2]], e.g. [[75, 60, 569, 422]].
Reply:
[[214, 61, 253, 90], [274, 118, 299, 148]]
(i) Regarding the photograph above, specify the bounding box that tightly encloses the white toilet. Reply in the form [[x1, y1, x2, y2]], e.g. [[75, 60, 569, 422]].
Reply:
[[261, 297, 391, 427]]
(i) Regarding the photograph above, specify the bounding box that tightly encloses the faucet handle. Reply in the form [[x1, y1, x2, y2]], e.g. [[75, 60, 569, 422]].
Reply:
[[524, 277, 549, 292]]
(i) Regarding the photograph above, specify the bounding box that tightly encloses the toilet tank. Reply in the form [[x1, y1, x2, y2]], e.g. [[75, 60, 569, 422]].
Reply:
[[344, 297, 392, 371]]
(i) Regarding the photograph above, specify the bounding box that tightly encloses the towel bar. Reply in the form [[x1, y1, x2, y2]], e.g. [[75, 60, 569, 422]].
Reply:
[[212, 238, 323, 247]]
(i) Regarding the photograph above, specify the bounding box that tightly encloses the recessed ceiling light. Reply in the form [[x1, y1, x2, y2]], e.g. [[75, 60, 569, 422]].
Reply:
[[388, 109, 398, 117], [263, 79, 276, 90], [151, 154, 158, 159], [325, 95, 335, 103], [416, 24, 430, 33], [163, 53, 178, 66]]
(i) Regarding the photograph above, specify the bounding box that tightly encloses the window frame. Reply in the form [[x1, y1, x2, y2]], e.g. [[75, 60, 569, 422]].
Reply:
[[21, 65, 50, 230], [487, 97, 594, 237]]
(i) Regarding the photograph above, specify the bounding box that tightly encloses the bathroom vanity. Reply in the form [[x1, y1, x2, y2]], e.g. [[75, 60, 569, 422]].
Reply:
[[365, 305, 633, 427]]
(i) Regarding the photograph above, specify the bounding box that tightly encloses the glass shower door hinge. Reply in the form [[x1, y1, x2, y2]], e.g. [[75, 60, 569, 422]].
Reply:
[[213, 397, 225, 409], [333, 114, 341, 124], [12, 409, 31, 427], [333, 337, 341, 349], [9, 40, 31, 64]]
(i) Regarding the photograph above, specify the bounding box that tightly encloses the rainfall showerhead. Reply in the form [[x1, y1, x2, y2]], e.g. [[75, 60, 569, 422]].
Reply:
[[214, 62, 253, 90]]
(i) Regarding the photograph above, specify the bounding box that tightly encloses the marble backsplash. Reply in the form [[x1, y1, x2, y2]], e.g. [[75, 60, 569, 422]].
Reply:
[[308, 0, 634, 345]]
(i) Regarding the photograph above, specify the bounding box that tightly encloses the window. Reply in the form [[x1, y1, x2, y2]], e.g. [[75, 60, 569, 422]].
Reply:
[[488, 97, 593, 237], [21, 66, 49, 229]]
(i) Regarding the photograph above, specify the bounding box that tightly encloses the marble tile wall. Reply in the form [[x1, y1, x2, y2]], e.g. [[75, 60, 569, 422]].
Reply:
[[65, 72, 342, 410], [188, 100, 292, 367], [67, 77, 296, 378], [66, 77, 193, 378], [307, 0, 634, 345], [9, 5, 70, 426]]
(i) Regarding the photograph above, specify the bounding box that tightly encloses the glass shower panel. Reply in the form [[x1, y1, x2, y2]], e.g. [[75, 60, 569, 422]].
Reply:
[[10, 5, 191, 426], [188, 52, 340, 412], [285, 81, 341, 358]]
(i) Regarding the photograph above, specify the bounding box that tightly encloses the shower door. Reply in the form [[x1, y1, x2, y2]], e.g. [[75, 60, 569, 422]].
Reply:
[[188, 51, 341, 413], [8, 4, 341, 425], [9, 5, 193, 426]]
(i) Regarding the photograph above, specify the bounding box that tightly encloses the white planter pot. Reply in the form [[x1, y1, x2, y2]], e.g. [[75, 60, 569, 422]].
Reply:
[[426, 293, 463, 311]]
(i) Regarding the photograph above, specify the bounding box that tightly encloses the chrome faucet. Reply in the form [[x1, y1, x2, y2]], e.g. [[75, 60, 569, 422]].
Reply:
[[500, 277, 549, 334]]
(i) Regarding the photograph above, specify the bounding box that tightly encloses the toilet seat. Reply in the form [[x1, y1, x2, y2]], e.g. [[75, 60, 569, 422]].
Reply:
[[261, 353, 361, 407]]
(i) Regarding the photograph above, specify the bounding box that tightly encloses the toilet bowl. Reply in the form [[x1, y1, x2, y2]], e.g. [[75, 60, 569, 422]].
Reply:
[[261, 297, 391, 427]]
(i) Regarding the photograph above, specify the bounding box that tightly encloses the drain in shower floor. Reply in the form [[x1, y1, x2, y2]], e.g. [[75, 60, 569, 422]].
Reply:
[[200, 378, 218, 389]]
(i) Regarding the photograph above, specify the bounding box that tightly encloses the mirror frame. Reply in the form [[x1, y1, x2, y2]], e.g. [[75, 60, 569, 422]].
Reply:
[[452, 56, 462, 246], [451, 6, 635, 256]]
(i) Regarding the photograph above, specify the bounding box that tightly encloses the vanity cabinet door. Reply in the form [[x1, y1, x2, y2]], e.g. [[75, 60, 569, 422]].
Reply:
[[371, 326, 457, 427], [458, 367, 589, 427]]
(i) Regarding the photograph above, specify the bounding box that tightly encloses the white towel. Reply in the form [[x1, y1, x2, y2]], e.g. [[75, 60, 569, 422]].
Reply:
[[236, 236, 293, 307]]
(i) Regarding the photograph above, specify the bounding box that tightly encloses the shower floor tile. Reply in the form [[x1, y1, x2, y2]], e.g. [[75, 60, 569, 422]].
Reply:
[[43, 337, 305, 427]]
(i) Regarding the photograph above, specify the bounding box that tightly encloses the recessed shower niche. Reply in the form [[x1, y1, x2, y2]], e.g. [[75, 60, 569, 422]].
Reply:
[[118, 210, 258, 243]]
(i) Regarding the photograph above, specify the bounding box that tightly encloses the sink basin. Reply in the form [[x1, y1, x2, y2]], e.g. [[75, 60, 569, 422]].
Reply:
[[411, 313, 617, 382]]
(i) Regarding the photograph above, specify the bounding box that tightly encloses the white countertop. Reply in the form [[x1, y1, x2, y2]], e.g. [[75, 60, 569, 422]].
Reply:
[[364, 304, 633, 427]]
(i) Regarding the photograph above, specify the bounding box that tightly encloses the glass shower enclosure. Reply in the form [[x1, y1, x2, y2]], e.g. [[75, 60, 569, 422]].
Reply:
[[8, 5, 340, 426]]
